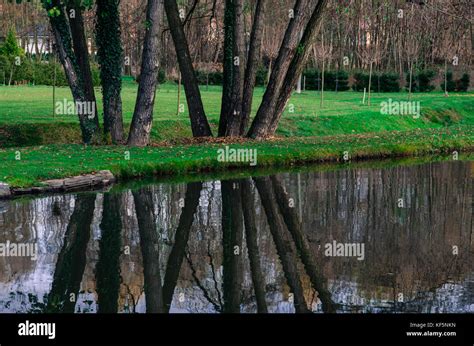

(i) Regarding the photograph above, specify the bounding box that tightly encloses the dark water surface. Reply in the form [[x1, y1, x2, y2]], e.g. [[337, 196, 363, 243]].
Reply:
[[0, 160, 472, 313]]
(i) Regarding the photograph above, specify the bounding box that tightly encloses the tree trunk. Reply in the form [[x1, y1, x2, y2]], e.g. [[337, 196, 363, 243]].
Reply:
[[267, 0, 329, 136], [254, 177, 310, 313], [241, 179, 268, 313], [8, 68, 13, 86], [444, 59, 448, 96], [240, 0, 265, 136], [221, 180, 244, 313], [164, 0, 212, 138], [368, 61, 373, 106], [53, 57, 57, 117], [133, 187, 165, 313], [218, 0, 235, 137], [247, 0, 313, 139], [176, 71, 181, 115], [96, 193, 122, 313], [224, 0, 246, 137], [270, 175, 336, 312], [67, 2, 100, 133], [96, 0, 125, 144], [320, 58, 325, 108], [128, 0, 164, 147], [45, 0, 99, 144], [163, 182, 202, 312], [266, 58, 272, 85], [47, 194, 95, 313], [408, 61, 413, 101]]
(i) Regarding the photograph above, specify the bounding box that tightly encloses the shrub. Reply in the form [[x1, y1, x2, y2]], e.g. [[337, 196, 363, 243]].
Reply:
[[456, 73, 470, 92], [303, 69, 350, 91], [12, 59, 34, 83], [158, 69, 166, 84], [91, 64, 101, 86], [417, 69, 436, 92], [0, 55, 11, 84], [406, 72, 417, 92], [209, 71, 223, 85], [407, 69, 436, 92], [0, 58, 106, 87], [255, 67, 268, 86], [303, 69, 320, 90], [137, 68, 166, 85], [34, 61, 69, 86], [352, 71, 400, 92], [377, 72, 400, 92], [352, 71, 374, 92], [324, 70, 350, 91], [194, 70, 223, 85], [442, 71, 456, 92]]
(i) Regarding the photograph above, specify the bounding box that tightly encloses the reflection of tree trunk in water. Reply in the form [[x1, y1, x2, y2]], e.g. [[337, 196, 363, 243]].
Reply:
[[270, 175, 336, 313], [241, 179, 268, 313], [254, 177, 310, 313], [221, 180, 244, 313], [47, 194, 96, 313], [163, 182, 203, 312], [133, 187, 165, 313], [96, 193, 122, 313]]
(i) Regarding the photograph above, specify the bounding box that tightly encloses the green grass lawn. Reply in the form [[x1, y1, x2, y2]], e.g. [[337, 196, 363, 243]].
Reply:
[[1, 81, 473, 146], [0, 81, 473, 188], [1, 127, 473, 188]]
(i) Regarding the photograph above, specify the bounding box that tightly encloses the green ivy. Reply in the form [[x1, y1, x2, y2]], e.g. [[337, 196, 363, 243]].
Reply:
[[95, 0, 123, 135]]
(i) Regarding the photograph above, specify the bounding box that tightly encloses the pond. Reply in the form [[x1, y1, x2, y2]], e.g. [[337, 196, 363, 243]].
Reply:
[[0, 159, 472, 313]]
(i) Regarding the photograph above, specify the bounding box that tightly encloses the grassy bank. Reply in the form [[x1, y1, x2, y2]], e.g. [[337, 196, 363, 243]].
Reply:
[[0, 83, 473, 146], [1, 83, 473, 188], [1, 126, 472, 188]]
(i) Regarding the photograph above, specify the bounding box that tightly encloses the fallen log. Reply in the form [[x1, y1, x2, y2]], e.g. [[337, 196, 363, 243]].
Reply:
[[0, 183, 11, 199], [9, 170, 116, 198]]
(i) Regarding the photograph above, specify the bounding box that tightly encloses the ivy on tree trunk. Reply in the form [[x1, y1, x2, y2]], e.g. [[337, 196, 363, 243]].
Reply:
[[96, 0, 125, 144]]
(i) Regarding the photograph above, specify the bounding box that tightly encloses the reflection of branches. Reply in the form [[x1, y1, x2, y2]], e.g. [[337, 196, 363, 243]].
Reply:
[[186, 252, 222, 312], [184, 0, 200, 28], [253, 177, 310, 314], [221, 180, 244, 313], [133, 188, 165, 313], [47, 194, 96, 313], [96, 193, 123, 314], [208, 241, 224, 308], [122, 282, 138, 313], [270, 175, 336, 313], [241, 179, 268, 313], [163, 182, 203, 311]]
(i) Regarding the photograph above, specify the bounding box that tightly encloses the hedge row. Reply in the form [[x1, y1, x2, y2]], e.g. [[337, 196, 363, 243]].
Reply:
[[169, 69, 471, 93], [0, 58, 101, 87], [442, 72, 470, 92], [0, 59, 88, 86], [353, 72, 401, 92], [353, 70, 470, 93], [303, 69, 350, 91], [193, 67, 268, 87], [1, 59, 470, 93]]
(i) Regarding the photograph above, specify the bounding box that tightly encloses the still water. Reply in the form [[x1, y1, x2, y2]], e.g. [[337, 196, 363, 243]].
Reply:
[[0, 160, 472, 313]]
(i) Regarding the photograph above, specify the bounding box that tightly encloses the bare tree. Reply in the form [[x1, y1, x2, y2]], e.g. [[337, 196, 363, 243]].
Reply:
[[164, 0, 213, 138], [128, 0, 164, 146]]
